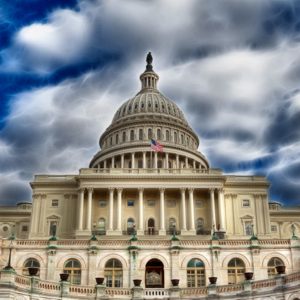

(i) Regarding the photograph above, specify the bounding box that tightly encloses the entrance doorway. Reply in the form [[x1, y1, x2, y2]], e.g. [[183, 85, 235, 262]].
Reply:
[[145, 259, 164, 288], [148, 218, 155, 235]]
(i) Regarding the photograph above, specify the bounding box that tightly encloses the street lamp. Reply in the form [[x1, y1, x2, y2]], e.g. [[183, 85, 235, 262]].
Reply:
[[3, 234, 15, 271]]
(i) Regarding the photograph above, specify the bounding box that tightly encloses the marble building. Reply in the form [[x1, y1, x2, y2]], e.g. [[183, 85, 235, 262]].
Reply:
[[0, 53, 300, 300]]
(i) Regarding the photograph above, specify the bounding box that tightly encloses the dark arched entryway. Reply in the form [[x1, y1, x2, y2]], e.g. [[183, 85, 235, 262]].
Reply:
[[145, 259, 164, 288]]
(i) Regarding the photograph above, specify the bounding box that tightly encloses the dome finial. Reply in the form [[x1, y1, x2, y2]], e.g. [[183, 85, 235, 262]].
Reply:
[[146, 52, 153, 71]]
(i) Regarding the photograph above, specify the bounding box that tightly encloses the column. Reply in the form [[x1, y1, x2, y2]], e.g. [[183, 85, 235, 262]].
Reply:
[[121, 154, 124, 168], [143, 152, 146, 168], [165, 153, 169, 168], [138, 188, 144, 235], [176, 155, 179, 169], [154, 152, 158, 168], [193, 160, 196, 169], [108, 188, 114, 230], [103, 160, 107, 168], [159, 188, 166, 235], [131, 153, 135, 169], [188, 188, 195, 233], [210, 189, 216, 230], [181, 188, 187, 234], [77, 189, 84, 231], [111, 156, 115, 168], [86, 188, 93, 231], [117, 188, 123, 233], [218, 188, 226, 232], [185, 156, 188, 168]]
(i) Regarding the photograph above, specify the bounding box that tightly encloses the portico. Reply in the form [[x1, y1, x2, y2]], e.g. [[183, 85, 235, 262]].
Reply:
[[75, 183, 226, 237]]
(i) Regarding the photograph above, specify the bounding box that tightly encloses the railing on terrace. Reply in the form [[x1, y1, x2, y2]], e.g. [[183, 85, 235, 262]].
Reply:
[[79, 168, 222, 175], [1, 271, 300, 298], [144, 288, 169, 298]]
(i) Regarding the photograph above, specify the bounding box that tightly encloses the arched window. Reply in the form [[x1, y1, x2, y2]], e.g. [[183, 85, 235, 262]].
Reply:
[[122, 132, 126, 142], [130, 130, 134, 141], [187, 258, 205, 287], [148, 128, 152, 139], [110, 136, 113, 145], [105, 259, 123, 287], [63, 259, 81, 284], [139, 129, 143, 140], [174, 132, 177, 143], [268, 257, 284, 278], [181, 134, 184, 144], [23, 258, 40, 277], [115, 134, 119, 144], [166, 130, 170, 141], [127, 218, 135, 235], [168, 218, 177, 234], [157, 129, 161, 140], [228, 258, 245, 284]]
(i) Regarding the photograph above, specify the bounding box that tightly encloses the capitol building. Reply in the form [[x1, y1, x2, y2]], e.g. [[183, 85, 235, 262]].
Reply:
[[0, 54, 300, 300]]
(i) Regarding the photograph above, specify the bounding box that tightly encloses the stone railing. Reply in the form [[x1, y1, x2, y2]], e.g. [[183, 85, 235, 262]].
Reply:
[[1, 270, 300, 299], [79, 168, 222, 175], [144, 288, 170, 298]]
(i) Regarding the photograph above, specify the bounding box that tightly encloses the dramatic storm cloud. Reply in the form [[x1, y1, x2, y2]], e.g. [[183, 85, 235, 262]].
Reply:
[[0, 0, 300, 205]]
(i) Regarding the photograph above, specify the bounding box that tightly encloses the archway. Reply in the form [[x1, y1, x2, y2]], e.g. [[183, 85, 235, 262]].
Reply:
[[148, 218, 155, 235], [145, 259, 164, 288]]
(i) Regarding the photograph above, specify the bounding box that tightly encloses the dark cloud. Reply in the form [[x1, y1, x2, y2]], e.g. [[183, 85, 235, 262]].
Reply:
[[0, 0, 300, 206]]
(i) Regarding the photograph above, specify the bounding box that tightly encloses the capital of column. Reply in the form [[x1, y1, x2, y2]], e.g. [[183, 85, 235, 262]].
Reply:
[[209, 188, 215, 193], [188, 188, 194, 193], [87, 187, 94, 193], [180, 188, 186, 194], [159, 188, 165, 193], [108, 187, 114, 191], [138, 187, 144, 192], [117, 188, 123, 193], [217, 188, 224, 193]]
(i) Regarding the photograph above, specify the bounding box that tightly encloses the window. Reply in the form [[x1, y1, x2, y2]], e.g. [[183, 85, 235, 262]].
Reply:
[[110, 136, 113, 145], [157, 129, 161, 140], [51, 199, 59, 207], [195, 200, 203, 208], [2, 226, 8, 232], [64, 259, 81, 284], [127, 218, 135, 234], [138, 160, 143, 168], [127, 200, 134, 207], [157, 160, 163, 168], [130, 130, 134, 141], [244, 221, 253, 236], [98, 218, 106, 231], [271, 225, 277, 232], [174, 132, 177, 143], [242, 199, 250, 207], [196, 218, 204, 234], [167, 200, 176, 207], [122, 132, 126, 142], [168, 218, 177, 234], [105, 259, 123, 287], [166, 130, 170, 141], [139, 129, 143, 140], [148, 128, 152, 139], [147, 200, 155, 207], [22, 225, 28, 232], [181, 134, 184, 144], [23, 258, 40, 277], [99, 200, 107, 207], [268, 257, 284, 278], [228, 258, 245, 284], [49, 221, 57, 236], [187, 259, 205, 287], [116, 134, 119, 144]]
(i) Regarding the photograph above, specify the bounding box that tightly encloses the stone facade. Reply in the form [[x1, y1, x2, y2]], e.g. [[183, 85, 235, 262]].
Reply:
[[0, 54, 300, 299]]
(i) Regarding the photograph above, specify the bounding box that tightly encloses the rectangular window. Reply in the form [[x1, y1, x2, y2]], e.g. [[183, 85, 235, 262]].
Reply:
[[271, 225, 277, 232], [99, 200, 107, 207], [22, 225, 28, 232], [147, 200, 155, 207], [244, 221, 253, 235], [127, 200, 134, 207], [51, 199, 59, 207], [242, 199, 250, 207], [195, 200, 203, 208]]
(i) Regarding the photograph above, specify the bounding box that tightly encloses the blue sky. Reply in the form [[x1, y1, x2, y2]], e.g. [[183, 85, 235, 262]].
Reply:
[[0, 0, 300, 206]]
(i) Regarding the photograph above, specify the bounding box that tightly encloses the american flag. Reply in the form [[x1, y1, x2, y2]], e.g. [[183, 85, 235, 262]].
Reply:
[[150, 139, 163, 152]]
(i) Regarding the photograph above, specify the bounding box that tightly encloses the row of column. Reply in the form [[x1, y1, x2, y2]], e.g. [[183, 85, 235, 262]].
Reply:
[[99, 152, 203, 169], [77, 187, 226, 234]]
